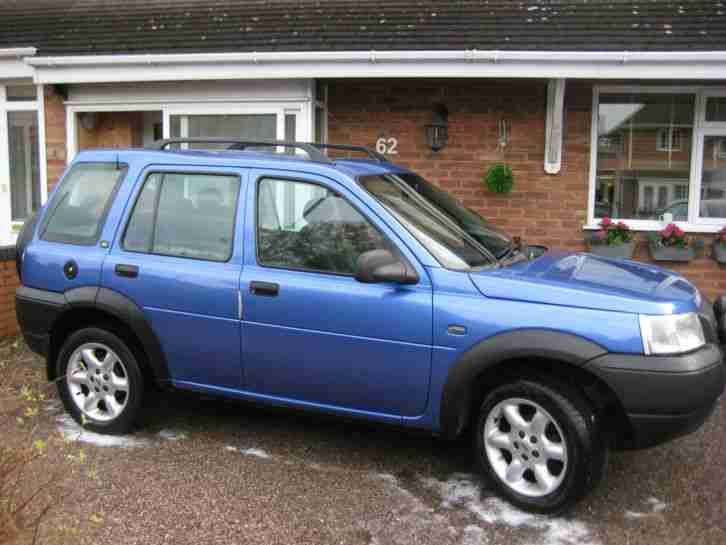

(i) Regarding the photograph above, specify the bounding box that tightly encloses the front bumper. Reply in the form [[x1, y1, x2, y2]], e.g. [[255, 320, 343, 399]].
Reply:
[[586, 343, 725, 448]]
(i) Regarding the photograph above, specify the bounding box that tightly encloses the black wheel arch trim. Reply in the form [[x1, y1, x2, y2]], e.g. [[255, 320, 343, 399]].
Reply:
[[439, 329, 608, 439], [16, 285, 170, 386]]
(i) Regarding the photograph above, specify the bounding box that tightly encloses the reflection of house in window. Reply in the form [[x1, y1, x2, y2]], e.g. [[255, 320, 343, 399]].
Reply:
[[657, 186, 668, 208], [656, 128, 682, 152], [643, 187, 654, 213], [719, 139, 726, 160]]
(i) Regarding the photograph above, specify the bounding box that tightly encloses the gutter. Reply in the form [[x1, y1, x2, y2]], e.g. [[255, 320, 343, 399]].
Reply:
[[24, 49, 726, 83], [25, 49, 726, 67], [0, 47, 37, 59]]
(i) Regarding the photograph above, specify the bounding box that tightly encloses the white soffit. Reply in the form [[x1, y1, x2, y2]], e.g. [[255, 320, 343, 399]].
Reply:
[[26, 50, 726, 84]]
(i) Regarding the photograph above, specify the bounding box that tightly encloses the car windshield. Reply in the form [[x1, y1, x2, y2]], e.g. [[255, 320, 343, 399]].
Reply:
[[359, 173, 513, 270]]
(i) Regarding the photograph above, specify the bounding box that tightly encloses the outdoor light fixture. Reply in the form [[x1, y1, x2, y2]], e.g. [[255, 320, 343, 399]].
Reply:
[[425, 104, 449, 152]]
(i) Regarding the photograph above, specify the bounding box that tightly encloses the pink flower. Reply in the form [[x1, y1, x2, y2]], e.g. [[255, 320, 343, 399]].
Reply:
[[663, 223, 675, 237], [675, 227, 684, 238], [595, 229, 607, 240], [600, 217, 613, 227]]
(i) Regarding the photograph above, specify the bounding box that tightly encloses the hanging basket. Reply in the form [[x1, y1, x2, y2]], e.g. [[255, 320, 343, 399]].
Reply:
[[484, 164, 514, 194]]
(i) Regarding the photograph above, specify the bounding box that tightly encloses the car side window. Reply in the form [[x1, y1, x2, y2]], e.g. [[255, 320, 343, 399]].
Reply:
[[40, 162, 127, 245], [256, 178, 389, 275], [123, 172, 240, 262]]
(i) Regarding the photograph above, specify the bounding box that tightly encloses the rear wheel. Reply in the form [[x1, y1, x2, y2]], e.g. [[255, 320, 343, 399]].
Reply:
[[474, 379, 607, 513], [57, 327, 144, 434]]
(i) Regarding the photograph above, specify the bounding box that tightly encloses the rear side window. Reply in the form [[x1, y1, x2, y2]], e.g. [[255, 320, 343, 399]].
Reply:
[[123, 172, 240, 262], [41, 163, 127, 245]]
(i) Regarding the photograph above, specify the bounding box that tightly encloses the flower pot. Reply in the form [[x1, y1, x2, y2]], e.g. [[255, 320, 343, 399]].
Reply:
[[713, 242, 726, 264], [648, 240, 696, 262], [586, 240, 635, 259]]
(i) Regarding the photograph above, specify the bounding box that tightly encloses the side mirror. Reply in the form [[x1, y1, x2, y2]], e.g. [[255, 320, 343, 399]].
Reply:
[[355, 249, 419, 285]]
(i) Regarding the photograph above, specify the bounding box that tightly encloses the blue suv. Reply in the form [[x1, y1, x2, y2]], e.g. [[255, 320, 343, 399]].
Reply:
[[15, 140, 726, 513]]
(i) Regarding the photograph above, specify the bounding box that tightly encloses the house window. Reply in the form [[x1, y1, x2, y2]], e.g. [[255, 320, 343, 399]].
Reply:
[[0, 83, 45, 245], [591, 88, 726, 229], [656, 128, 683, 152]]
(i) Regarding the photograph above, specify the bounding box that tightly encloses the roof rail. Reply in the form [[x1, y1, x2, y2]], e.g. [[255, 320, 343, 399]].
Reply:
[[312, 144, 388, 163], [150, 138, 334, 164]]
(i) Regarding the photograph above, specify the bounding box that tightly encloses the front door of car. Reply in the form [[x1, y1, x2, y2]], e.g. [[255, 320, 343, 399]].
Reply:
[[239, 170, 432, 418], [102, 166, 245, 389]]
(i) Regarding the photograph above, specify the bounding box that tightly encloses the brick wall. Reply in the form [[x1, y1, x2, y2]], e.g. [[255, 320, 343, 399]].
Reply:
[[326, 78, 726, 300], [44, 85, 67, 193], [0, 248, 19, 339]]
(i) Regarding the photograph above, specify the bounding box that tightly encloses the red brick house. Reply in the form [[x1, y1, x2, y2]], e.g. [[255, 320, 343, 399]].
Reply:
[[1, 1, 726, 337]]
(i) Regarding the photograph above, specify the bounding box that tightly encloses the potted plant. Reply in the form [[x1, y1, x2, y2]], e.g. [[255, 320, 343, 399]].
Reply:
[[585, 217, 635, 258], [484, 164, 514, 194], [713, 226, 726, 264], [648, 223, 703, 262]]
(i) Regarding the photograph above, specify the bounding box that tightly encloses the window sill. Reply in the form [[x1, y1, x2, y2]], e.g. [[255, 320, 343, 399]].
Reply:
[[583, 221, 724, 234]]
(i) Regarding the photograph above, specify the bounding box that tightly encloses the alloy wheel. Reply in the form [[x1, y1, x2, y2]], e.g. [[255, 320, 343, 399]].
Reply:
[[66, 342, 130, 422], [483, 397, 568, 497]]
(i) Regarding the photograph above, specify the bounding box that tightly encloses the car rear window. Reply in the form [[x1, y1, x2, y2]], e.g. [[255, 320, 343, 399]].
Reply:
[[40, 162, 127, 245], [123, 172, 240, 262]]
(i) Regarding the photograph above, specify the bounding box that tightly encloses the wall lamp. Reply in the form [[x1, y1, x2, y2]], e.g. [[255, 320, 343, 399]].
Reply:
[[425, 104, 449, 152]]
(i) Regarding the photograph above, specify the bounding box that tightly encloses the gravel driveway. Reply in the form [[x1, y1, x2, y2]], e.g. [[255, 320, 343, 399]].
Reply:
[[1, 339, 724, 545]]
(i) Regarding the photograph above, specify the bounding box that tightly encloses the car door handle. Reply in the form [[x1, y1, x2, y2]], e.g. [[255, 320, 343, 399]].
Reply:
[[115, 264, 139, 278], [249, 281, 279, 297]]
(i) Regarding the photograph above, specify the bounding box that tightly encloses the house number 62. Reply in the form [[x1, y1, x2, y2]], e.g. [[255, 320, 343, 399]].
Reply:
[[376, 137, 399, 155]]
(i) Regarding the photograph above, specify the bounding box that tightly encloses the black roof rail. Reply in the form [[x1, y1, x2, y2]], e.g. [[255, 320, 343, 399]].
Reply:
[[312, 143, 388, 163], [150, 138, 334, 164]]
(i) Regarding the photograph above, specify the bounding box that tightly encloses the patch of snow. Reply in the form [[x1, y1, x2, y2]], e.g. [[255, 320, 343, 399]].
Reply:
[[625, 497, 667, 519], [461, 524, 489, 545], [56, 414, 151, 448], [157, 429, 188, 441], [224, 445, 272, 459], [422, 473, 601, 545]]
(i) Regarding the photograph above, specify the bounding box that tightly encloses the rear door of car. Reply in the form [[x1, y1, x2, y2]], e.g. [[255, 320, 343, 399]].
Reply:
[[102, 164, 246, 389]]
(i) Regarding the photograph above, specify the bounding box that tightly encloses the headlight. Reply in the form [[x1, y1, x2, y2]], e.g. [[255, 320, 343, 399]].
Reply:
[[639, 313, 705, 355]]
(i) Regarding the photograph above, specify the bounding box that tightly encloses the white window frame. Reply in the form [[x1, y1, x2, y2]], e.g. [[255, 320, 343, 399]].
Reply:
[[587, 85, 726, 233], [0, 83, 47, 245], [655, 127, 682, 152]]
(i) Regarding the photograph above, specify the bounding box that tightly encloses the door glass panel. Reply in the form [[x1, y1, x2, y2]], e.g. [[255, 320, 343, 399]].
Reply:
[[124, 172, 240, 262], [170, 114, 276, 149], [595, 93, 694, 220], [8, 111, 41, 221], [257, 178, 388, 275], [699, 135, 726, 219], [6, 85, 37, 102], [706, 97, 726, 123]]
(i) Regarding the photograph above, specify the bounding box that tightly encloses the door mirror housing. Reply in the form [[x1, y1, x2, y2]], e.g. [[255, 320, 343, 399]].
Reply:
[[355, 249, 419, 285]]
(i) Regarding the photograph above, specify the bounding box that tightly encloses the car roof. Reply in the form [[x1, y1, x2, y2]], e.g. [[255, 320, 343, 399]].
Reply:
[[72, 148, 410, 190]]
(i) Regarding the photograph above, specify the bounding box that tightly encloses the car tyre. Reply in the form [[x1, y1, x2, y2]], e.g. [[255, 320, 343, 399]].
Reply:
[[56, 327, 145, 434], [474, 378, 607, 514]]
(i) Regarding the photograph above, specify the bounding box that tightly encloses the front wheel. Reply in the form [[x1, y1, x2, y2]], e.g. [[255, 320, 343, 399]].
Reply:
[[57, 327, 145, 434], [474, 379, 607, 514]]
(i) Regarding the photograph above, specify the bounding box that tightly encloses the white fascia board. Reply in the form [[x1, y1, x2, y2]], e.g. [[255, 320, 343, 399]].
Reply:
[[27, 50, 726, 84], [0, 47, 37, 80]]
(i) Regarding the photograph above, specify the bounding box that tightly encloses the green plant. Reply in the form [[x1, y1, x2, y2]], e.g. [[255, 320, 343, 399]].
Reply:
[[484, 164, 514, 194], [591, 217, 633, 245]]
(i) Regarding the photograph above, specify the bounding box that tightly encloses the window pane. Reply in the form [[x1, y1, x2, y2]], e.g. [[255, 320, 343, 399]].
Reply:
[[169, 114, 276, 149], [8, 111, 41, 221], [595, 93, 694, 221], [706, 97, 726, 122], [699, 136, 726, 219], [257, 178, 388, 275], [123, 174, 162, 252], [6, 85, 37, 102], [151, 173, 239, 261], [41, 163, 126, 244]]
